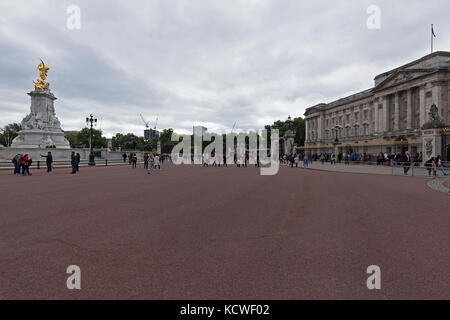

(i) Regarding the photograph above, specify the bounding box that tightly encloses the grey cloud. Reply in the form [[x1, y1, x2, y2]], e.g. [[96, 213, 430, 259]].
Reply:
[[1, 0, 449, 137]]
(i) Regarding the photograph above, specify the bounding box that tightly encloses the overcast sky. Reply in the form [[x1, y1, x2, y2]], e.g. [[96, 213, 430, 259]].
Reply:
[[1, 0, 449, 137]]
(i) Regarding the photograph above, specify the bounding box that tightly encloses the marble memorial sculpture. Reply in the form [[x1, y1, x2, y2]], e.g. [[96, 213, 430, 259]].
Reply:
[[11, 59, 70, 149]]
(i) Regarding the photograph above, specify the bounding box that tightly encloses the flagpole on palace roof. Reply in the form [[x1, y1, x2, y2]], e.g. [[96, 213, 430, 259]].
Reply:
[[431, 24, 435, 53]]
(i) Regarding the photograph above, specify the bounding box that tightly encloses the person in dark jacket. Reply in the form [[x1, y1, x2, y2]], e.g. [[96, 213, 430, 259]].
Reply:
[[40, 152, 53, 172], [71, 152, 77, 174], [76, 153, 81, 171], [12, 154, 22, 175], [402, 152, 411, 175]]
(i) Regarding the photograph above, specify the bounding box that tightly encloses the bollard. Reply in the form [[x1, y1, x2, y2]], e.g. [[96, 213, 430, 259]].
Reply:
[[37, 160, 40, 170], [106, 159, 108, 166]]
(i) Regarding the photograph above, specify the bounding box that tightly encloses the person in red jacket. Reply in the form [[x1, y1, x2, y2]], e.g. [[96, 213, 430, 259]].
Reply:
[[22, 154, 32, 176]]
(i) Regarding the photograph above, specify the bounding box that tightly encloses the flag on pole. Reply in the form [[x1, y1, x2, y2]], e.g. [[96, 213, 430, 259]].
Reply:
[[432, 24, 436, 38]]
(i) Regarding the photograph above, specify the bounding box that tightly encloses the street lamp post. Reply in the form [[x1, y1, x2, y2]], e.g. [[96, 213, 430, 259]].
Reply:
[[86, 114, 97, 166], [332, 125, 341, 158], [333, 125, 340, 143], [284, 115, 295, 155]]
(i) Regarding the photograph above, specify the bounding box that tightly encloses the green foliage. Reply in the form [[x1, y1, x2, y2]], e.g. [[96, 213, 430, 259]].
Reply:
[[0, 123, 22, 147], [266, 117, 305, 147], [66, 128, 108, 148]]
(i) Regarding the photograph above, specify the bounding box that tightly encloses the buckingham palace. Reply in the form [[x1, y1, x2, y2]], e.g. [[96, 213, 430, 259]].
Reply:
[[304, 51, 450, 162]]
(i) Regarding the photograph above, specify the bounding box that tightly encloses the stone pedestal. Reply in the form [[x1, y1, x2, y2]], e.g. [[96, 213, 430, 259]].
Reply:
[[11, 89, 70, 149], [422, 128, 442, 161], [284, 130, 296, 155], [333, 141, 341, 157]]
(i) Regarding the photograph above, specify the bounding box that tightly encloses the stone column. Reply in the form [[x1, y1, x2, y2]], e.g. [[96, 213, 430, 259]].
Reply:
[[317, 115, 323, 140], [432, 85, 444, 119], [406, 89, 412, 129], [305, 119, 309, 142], [383, 96, 389, 132], [419, 86, 426, 127], [373, 101, 378, 134], [394, 92, 400, 131]]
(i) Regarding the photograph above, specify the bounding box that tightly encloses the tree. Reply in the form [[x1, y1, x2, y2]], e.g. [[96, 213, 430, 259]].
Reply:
[[0, 123, 22, 147], [266, 117, 305, 146], [65, 128, 108, 148]]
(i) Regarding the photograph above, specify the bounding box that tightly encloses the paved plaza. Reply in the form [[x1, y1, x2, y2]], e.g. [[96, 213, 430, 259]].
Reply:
[[0, 164, 449, 299]]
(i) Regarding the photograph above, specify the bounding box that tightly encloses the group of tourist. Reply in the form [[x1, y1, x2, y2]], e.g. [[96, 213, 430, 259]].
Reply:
[[70, 152, 81, 174], [282, 150, 448, 176], [11, 153, 33, 176], [424, 156, 448, 176]]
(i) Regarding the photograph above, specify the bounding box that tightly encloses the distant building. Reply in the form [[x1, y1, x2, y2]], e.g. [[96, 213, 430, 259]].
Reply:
[[193, 126, 207, 135], [144, 128, 160, 140]]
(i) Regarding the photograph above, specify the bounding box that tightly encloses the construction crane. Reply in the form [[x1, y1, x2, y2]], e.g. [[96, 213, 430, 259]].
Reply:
[[231, 121, 237, 133], [153, 115, 158, 130], [140, 113, 150, 129]]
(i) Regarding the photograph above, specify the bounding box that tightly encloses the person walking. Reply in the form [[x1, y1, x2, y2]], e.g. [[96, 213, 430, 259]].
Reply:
[[76, 153, 81, 172], [22, 154, 31, 176], [71, 152, 77, 174], [131, 153, 137, 168], [436, 155, 447, 176], [402, 151, 411, 175], [40, 151, 53, 172], [154, 154, 161, 170], [12, 154, 22, 175], [431, 157, 437, 177], [303, 155, 309, 168], [144, 153, 149, 169], [330, 153, 336, 165]]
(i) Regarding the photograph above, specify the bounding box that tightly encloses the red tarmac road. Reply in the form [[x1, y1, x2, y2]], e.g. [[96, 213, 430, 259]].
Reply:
[[0, 164, 448, 299]]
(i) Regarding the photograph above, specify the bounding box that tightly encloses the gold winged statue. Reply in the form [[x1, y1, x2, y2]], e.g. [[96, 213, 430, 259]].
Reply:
[[33, 59, 50, 91]]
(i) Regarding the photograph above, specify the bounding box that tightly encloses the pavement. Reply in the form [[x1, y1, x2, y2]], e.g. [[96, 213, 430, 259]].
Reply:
[[0, 164, 448, 299]]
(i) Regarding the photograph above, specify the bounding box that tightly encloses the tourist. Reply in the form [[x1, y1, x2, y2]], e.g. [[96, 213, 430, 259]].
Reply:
[[22, 154, 31, 176], [76, 153, 81, 171], [431, 157, 437, 176], [402, 151, 411, 175], [131, 153, 137, 168], [436, 155, 447, 176], [12, 154, 22, 175], [71, 152, 77, 174], [147, 154, 153, 175], [425, 158, 433, 176], [40, 151, 53, 172], [144, 153, 149, 169], [330, 153, 336, 165], [154, 154, 161, 170], [122, 153, 127, 163], [303, 155, 309, 168]]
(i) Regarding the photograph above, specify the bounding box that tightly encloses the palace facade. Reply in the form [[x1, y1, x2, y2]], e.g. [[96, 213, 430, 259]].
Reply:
[[304, 51, 450, 161]]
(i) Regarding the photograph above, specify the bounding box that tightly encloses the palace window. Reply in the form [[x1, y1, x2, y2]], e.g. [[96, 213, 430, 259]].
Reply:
[[355, 127, 359, 137], [363, 110, 368, 121], [355, 112, 359, 122], [346, 114, 350, 123], [364, 126, 369, 136], [346, 127, 350, 137]]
